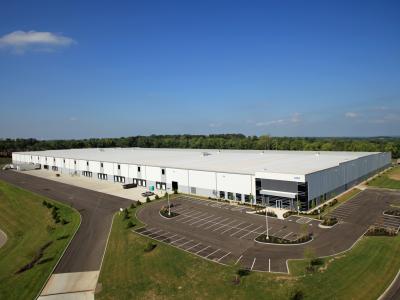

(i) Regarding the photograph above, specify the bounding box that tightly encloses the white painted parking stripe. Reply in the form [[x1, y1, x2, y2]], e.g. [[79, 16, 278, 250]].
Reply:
[[177, 240, 193, 247], [159, 233, 177, 242], [181, 212, 209, 223], [235, 255, 243, 265], [170, 236, 185, 244], [189, 214, 215, 225], [196, 246, 210, 254], [186, 242, 202, 251], [212, 220, 238, 231], [282, 232, 293, 239], [251, 258, 256, 270], [217, 252, 231, 262], [220, 222, 246, 234], [239, 226, 263, 239], [268, 258, 271, 272], [196, 216, 223, 227], [206, 249, 220, 258], [204, 217, 230, 229], [230, 223, 254, 237]]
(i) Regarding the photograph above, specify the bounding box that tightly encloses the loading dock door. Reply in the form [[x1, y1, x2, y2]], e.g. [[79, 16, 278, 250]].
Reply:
[[172, 181, 178, 191]]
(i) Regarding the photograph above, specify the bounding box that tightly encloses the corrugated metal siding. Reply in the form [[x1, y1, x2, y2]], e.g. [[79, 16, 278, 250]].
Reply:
[[306, 152, 391, 201]]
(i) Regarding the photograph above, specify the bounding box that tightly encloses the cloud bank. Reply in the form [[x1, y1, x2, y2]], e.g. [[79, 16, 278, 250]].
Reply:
[[0, 30, 75, 54]]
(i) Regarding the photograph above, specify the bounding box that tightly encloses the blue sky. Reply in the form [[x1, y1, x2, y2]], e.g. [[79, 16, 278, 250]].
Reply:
[[0, 0, 399, 139]]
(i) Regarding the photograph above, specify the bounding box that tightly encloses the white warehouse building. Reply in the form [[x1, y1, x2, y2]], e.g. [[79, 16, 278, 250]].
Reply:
[[12, 148, 391, 212]]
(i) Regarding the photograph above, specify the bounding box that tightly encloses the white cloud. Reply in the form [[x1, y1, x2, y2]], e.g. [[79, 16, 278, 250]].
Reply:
[[0, 30, 75, 54], [345, 112, 358, 118], [256, 113, 302, 127], [69, 117, 78, 122]]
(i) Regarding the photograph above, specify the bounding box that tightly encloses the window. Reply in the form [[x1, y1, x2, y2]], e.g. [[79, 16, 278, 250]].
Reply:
[[227, 192, 234, 200], [244, 194, 250, 202], [74, 160, 76, 165], [138, 166, 141, 172], [161, 169, 165, 175], [53, 158, 56, 162], [63, 159, 65, 163], [52, 166, 59, 171], [114, 175, 125, 183], [191, 187, 197, 194], [156, 181, 166, 190], [118, 164, 121, 170], [86, 161, 89, 166], [98, 173, 107, 180], [82, 171, 92, 177], [101, 163, 103, 168], [236, 193, 242, 201], [219, 191, 225, 198]]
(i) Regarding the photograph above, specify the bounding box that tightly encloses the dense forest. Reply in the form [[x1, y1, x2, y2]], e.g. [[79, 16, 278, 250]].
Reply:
[[0, 135, 399, 158]]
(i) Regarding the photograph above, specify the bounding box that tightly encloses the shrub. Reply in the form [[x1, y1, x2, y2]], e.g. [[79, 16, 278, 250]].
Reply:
[[329, 199, 338, 206], [130, 203, 136, 209], [146, 197, 151, 203], [155, 194, 160, 200], [144, 242, 157, 252], [42, 200, 48, 206], [136, 201, 142, 206], [126, 221, 135, 229], [236, 268, 251, 277], [123, 208, 130, 220], [291, 290, 304, 300], [322, 217, 338, 226], [61, 218, 69, 225]]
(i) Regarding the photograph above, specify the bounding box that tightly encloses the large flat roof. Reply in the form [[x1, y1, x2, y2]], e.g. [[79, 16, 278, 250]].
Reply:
[[14, 148, 383, 175]]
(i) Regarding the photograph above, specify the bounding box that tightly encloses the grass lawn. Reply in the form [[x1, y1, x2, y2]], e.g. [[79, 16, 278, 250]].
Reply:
[[97, 199, 400, 300], [0, 180, 80, 300], [368, 166, 400, 189], [0, 157, 11, 168]]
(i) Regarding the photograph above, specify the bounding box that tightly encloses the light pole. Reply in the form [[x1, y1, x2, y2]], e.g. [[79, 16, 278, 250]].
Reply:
[[167, 187, 171, 216], [265, 196, 269, 240]]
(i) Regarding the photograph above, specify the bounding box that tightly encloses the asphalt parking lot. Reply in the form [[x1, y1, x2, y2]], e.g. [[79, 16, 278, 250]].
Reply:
[[136, 191, 399, 273]]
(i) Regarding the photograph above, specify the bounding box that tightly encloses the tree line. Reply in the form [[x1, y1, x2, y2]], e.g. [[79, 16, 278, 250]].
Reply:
[[0, 134, 399, 158]]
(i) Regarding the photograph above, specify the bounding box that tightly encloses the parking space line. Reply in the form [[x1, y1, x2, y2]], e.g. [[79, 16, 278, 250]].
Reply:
[[268, 258, 271, 272], [205, 217, 230, 229], [170, 237, 186, 244], [239, 226, 263, 239], [251, 258, 256, 270], [196, 246, 210, 254], [282, 232, 293, 239], [189, 214, 215, 225], [177, 240, 193, 247], [196, 216, 223, 228], [205, 248, 221, 258], [186, 242, 202, 251], [235, 255, 243, 265], [212, 220, 238, 231], [159, 233, 177, 242], [217, 252, 231, 262], [230, 223, 254, 237], [220, 222, 246, 234], [181, 212, 209, 223]]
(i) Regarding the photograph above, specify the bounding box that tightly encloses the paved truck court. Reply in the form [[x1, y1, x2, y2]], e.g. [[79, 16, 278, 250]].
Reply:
[[137, 191, 400, 273]]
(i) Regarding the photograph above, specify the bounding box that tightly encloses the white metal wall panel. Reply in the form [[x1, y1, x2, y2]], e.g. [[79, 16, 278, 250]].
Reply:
[[189, 170, 216, 190], [166, 168, 189, 186], [55, 158, 64, 168], [89, 161, 101, 173], [120, 164, 129, 177], [128, 164, 138, 178], [77, 160, 87, 171], [146, 166, 162, 182], [217, 173, 252, 195], [103, 162, 114, 175]]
